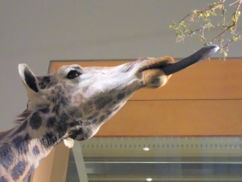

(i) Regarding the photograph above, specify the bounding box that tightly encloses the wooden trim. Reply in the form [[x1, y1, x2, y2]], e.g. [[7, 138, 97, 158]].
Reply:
[[97, 99, 242, 137], [49, 143, 70, 182], [30, 143, 70, 182]]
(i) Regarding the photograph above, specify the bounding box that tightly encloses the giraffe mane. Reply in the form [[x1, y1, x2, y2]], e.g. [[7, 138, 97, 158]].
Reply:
[[15, 109, 31, 125]]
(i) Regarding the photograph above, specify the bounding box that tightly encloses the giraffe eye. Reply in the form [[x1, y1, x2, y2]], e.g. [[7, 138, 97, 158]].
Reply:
[[66, 70, 82, 79]]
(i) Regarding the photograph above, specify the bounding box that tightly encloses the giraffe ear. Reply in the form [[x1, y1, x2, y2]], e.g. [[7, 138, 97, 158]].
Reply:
[[18, 64, 39, 93]]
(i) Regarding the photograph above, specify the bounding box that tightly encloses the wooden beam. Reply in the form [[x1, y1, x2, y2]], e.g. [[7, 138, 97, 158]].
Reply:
[[97, 99, 242, 136], [30, 134, 70, 182], [49, 143, 70, 182]]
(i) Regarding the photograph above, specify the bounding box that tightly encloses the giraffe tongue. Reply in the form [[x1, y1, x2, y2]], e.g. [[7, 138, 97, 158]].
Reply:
[[161, 45, 219, 75]]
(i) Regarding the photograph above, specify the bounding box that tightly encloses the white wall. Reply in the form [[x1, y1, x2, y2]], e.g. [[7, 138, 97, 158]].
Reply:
[[0, 0, 241, 130]]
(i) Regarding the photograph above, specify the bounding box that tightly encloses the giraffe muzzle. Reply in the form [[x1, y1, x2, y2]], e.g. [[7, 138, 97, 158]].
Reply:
[[141, 45, 219, 75], [140, 45, 219, 88]]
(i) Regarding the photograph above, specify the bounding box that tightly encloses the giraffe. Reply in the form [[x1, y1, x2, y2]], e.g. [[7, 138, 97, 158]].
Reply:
[[0, 45, 218, 182]]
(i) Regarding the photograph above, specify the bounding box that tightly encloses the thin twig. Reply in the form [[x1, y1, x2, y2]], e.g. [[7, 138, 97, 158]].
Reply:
[[169, 0, 242, 57]]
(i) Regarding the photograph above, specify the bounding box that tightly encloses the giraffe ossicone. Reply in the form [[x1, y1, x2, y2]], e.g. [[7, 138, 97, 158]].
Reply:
[[0, 45, 219, 182]]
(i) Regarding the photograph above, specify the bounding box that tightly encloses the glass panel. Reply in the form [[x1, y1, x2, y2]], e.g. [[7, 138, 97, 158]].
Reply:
[[66, 137, 242, 182]]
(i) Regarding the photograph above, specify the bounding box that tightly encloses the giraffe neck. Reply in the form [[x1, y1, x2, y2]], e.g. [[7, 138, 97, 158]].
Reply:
[[0, 107, 68, 182], [0, 84, 140, 181]]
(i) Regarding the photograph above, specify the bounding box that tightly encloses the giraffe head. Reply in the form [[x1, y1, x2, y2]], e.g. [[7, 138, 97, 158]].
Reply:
[[0, 46, 219, 182], [17, 45, 219, 143], [17, 56, 174, 142]]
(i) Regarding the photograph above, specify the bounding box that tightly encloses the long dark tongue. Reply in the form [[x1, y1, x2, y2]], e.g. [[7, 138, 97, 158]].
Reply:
[[162, 45, 219, 75]]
